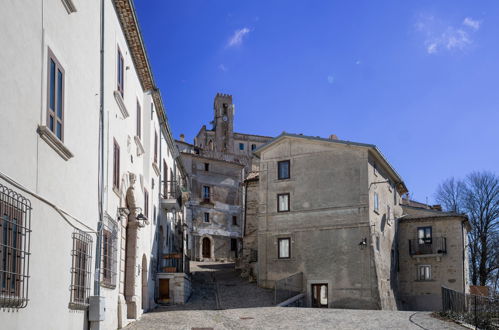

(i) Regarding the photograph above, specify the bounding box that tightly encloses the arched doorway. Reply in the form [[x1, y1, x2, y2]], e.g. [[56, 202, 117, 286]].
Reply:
[[141, 255, 148, 310], [202, 237, 211, 259]]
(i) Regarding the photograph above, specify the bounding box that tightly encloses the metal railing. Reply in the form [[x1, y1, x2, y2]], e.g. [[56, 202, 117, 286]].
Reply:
[[159, 253, 189, 274], [409, 237, 447, 255], [441, 286, 499, 329], [161, 180, 182, 206], [274, 272, 303, 305]]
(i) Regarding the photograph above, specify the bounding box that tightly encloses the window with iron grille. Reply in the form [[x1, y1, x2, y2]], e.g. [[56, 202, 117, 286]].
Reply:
[[0, 183, 31, 309], [69, 230, 92, 310], [47, 48, 65, 141], [101, 216, 118, 288]]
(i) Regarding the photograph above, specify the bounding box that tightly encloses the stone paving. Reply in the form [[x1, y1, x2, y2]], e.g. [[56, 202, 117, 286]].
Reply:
[[126, 262, 464, 330]]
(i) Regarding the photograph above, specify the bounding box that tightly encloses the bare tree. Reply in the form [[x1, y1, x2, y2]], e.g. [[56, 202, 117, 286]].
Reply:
[[436, 171, 499, 287]]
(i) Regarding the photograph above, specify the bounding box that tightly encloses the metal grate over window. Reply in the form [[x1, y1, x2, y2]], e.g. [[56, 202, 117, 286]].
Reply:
[[0, 183, 32, 309], [101, 216, 118, 288], [69, 230, 92, 310]]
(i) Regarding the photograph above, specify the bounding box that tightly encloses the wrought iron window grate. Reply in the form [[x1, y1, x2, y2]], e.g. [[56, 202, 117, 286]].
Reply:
[[101, 216, 118, 289], [0, 183, 32, 309], [69, 230, 92, 310]]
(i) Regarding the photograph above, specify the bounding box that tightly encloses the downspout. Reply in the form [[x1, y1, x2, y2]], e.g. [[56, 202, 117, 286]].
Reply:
[[94, 0, 105, 299]]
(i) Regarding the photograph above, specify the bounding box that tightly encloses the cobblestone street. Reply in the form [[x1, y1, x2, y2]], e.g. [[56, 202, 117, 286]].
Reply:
[[126, 262, 464, 330]]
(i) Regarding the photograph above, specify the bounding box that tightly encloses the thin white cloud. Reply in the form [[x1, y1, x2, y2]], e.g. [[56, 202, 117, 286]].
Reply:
[[218, 64, 228, 72], [327, 75, 335, 84], [415, 14, 481, 55], [227, 28, 250, 48], [463, 17, 480, 30]]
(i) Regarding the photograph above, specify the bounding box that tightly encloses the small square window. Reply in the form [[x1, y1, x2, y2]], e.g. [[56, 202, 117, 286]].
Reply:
[[278, 160, 290, 180], [277, 193, 290, 212], [251, 144, 257, 151], [239, 143, 244, 150], [204, 213, 210, 223], [204, 163, 209, 171], [232, 216, 237, 226], [417, 265, 431, 281], [278, 238, 290, 259], [373, 192, 379, 211]]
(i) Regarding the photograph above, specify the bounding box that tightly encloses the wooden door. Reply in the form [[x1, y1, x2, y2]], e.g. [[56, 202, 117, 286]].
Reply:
[[311, 284, 328, 308], [202, 238, 211, 258], [159, 279, 170, 302]]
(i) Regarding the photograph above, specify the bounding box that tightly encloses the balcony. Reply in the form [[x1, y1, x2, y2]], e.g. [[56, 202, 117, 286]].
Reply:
[[409, 237, 447, 257], [160, 180, 181, 211], [158, 253, 189, 274]]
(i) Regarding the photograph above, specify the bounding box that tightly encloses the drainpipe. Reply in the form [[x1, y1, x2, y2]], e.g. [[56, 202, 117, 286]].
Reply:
[[90, 0, 105, 328]]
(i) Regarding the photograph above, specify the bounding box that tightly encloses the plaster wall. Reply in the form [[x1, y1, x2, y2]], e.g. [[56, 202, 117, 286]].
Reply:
[[256, 138, 380, 309]]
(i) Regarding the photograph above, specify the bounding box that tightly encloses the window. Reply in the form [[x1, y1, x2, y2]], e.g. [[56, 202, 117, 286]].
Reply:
[[117, 48, 124, 96], [232, 216, 237, 226], [47, 49, 65, 140], [101, 217, 117, 288], [277, 193, 290, 212], [386, 205, 391, 221], [154, 131, 158, 164], [278, 238, 290, 259], [153, 206, 157, 225], [376, 236, 380, 251], [231, 239, 237, 251], [163, 160, 168, 197], [251, 144, 257, 151], [418, 227, 432, 244], [113, 139, 120, 190], [203, 186, 211, 202], [0, 184, 31, 308], [278, 160, 290, 180], [417, 265, 431, 281], [204, 213, 210, 223], [136, 100, 141, 139], [144, 189, 149, 219], [373, 162, 378, 176], [373, 192, 379, 211], [239, 143, 244, 150], [69, 230, 92, 310], [204, 163, 209, 171]]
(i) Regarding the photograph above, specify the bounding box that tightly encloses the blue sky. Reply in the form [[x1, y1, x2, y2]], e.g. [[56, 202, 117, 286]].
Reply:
[[134, 1, 499, 203]]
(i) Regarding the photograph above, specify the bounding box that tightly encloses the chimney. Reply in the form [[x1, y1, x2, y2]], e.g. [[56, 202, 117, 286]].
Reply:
[[179, 134, 185, 142], [329, 134, 338, 140]]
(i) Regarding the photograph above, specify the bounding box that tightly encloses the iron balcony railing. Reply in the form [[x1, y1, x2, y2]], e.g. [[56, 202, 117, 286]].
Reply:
[[409, 237, 447, 256], [158, 253, 189, 274], [161, 180, 182, 205]]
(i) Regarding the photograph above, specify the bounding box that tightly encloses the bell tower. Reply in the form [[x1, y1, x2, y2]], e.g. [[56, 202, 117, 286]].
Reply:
[[213, 93, 234, 153]]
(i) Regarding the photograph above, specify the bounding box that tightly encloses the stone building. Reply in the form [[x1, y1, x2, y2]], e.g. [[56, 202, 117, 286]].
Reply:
[[242, 132, 469, 311], [176, 94, 272, 262], [0, 1, 189, 329], [397, 202, 470, 311]]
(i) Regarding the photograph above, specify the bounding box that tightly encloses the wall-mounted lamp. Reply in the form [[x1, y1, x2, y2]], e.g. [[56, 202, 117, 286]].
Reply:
[[359, 238, 367, 248]]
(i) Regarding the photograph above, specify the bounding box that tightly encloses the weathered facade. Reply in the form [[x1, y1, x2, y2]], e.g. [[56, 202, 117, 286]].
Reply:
[[244, 133, 469, 311], [397, 203, 470, 311], [0, 1, 189, 329], [176, 94, 272, 262]]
